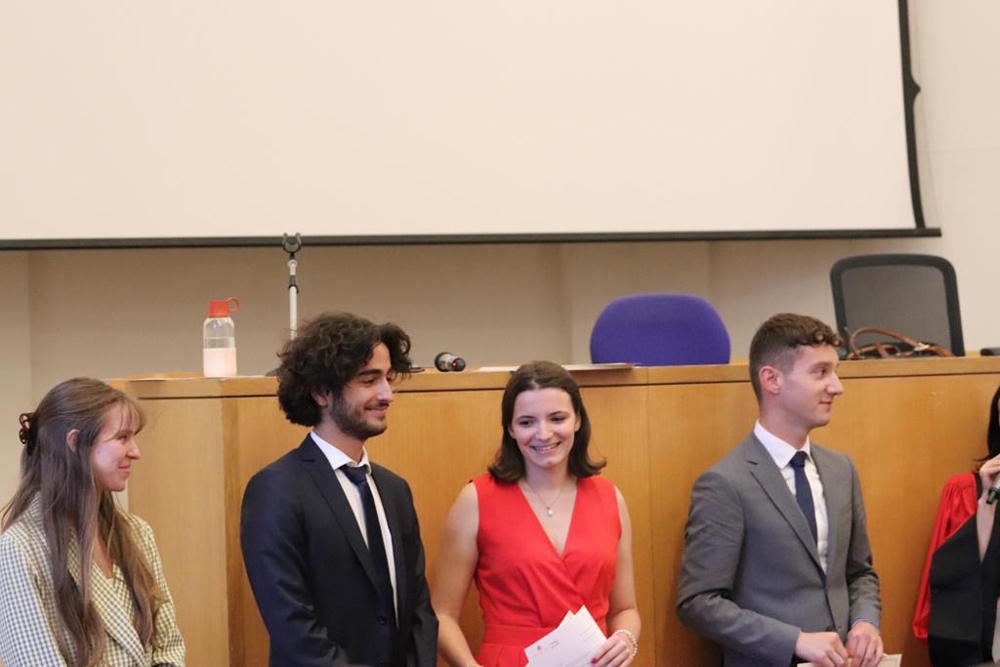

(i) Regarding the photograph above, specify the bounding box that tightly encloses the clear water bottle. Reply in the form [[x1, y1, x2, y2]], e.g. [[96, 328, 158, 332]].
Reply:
[[203, 297, 240, 377]]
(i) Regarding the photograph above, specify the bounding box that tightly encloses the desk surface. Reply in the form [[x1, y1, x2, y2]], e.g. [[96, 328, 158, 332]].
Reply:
[[115, 355, 1000, 397]]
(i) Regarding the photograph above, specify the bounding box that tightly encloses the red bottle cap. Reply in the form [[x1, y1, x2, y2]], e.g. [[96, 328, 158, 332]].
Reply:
[[208, 297, 240, 317]]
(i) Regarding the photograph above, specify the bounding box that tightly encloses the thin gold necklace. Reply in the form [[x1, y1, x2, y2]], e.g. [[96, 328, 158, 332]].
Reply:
[[522, 478, 571, 517]]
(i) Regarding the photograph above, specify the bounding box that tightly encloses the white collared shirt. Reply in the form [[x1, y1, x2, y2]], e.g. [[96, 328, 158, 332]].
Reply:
[[310, 431, 398, 618], [754, 421, 830, 572]]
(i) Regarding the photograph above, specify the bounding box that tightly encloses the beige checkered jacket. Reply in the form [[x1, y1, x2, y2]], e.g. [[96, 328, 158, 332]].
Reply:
[[0, 496, 185, 666]]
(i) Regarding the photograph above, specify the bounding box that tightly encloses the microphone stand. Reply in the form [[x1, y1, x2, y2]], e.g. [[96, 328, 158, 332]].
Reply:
[[282, 233, 302, 339]]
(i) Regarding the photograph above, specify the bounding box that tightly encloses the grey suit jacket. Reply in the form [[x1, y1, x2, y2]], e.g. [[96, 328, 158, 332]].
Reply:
[[676, 432, 880, 667]]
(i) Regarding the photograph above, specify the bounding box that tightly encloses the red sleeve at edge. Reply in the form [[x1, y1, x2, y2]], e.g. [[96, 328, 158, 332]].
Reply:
[[912, 472, 979, 640]]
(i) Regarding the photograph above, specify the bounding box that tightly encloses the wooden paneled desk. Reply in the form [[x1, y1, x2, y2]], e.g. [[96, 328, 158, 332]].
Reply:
[[115, 357, 1000, 666]]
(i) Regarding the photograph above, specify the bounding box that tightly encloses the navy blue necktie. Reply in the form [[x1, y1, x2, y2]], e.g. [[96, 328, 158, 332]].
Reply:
[[790, 451, 819, 546], [341, 465, 397, 631]]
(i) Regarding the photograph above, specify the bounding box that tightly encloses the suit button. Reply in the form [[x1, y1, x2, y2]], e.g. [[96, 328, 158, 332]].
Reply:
[[377, 615, 388, 625]]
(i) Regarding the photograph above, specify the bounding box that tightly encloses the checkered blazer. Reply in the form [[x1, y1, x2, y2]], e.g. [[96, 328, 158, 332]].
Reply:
[[0, 496, 185, 666]]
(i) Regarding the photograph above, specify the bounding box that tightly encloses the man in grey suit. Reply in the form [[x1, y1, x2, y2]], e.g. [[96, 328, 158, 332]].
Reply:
[[677, 313, 883, 667]]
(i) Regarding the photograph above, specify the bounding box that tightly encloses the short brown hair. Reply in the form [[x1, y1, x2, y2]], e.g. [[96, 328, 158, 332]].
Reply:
[[276, 312, 411, 426], [488, 361, 605, 482], [748, 313, 842, 401]]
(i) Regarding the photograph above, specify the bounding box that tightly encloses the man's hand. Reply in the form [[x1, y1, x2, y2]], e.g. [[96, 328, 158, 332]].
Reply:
[[845, 621, 883, 667], [794, 631, 848, 667]]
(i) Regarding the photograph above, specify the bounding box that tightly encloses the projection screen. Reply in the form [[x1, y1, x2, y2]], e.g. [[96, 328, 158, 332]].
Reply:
[[0, 0, 931, 247]]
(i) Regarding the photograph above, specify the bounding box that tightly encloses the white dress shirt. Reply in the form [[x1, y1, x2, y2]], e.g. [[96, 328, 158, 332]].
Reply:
[[754, 421, 830, 572], [310, 431, 398, 618]]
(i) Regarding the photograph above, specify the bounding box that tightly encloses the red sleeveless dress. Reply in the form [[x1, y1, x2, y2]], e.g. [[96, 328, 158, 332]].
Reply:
[[472, 473, 621, 667]]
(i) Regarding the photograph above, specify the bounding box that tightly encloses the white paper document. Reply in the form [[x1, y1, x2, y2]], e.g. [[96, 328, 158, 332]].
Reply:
[[799, 654, 901, 667], [524, 606, 606, 667]]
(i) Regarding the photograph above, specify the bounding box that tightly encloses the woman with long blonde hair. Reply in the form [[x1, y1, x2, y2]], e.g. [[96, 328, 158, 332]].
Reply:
[[0, 378, 184, 667]]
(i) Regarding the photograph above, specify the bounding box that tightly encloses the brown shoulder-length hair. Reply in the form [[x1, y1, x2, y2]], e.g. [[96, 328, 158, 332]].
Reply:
[[488, 361, 605, 482], [2, 378, 162, 667]]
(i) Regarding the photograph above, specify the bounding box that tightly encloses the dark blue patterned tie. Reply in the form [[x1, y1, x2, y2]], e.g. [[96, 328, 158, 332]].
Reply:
[[341, 465, 397, 631], [790, 451, 818, 546]]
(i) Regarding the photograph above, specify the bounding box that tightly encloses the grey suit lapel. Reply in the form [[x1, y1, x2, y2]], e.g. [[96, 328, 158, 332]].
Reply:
[[743, 434, 824, 573], [811, 444, 847, 567]]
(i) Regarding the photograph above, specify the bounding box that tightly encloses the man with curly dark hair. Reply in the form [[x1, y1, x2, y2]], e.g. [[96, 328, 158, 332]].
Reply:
[[240, 312, 438, 667]]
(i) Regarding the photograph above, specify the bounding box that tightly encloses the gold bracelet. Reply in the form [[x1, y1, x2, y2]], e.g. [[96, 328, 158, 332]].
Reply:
[[611, 628, 638, 657]]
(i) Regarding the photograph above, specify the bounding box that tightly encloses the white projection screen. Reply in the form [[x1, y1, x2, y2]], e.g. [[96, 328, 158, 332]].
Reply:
[[0, 0, 931, 247]]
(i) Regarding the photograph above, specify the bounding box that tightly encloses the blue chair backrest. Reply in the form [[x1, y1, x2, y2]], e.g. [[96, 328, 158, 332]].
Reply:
[[590, 294, 730, 366]]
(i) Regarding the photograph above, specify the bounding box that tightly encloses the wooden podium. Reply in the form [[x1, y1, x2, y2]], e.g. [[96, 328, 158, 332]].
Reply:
[[114, 357, 1000, 667]]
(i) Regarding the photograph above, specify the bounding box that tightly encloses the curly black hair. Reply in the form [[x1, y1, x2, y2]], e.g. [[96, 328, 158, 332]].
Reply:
[[276, 312, 412, 426]]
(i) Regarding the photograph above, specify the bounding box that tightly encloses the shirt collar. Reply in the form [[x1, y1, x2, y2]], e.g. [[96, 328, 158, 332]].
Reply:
[[754, 420, 811, 469], [310, 430, 370, 472]]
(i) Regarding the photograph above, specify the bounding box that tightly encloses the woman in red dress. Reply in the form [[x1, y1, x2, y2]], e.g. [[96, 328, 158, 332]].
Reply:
[[432, 361, 641, 667]]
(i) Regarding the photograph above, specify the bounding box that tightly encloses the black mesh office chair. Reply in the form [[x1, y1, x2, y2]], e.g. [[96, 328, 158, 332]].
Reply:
[[830, 254, 964, 356]]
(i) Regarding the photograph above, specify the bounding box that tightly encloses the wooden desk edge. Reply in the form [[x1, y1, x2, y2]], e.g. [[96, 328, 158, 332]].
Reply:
[[109, 357, 1000, 399]]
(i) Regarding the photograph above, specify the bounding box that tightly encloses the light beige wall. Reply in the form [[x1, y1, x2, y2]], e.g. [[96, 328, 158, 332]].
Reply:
[[22, 243, 571, 387], [0, 253, 31, 504], [2, 1, 999, 510]]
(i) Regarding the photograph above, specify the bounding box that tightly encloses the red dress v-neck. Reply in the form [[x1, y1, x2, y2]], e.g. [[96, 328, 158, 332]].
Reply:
[[472, 473, 621, 667]]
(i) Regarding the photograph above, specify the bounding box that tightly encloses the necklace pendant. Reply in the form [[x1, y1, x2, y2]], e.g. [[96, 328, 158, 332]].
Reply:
[[546, 508, 554, 517]]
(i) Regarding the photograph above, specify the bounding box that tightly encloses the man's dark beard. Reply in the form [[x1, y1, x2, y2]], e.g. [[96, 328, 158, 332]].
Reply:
[[328, 393, 388, 440]]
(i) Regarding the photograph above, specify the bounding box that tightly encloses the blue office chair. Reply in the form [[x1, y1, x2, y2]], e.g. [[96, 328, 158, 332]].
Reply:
[[590, 294, 731, 366]]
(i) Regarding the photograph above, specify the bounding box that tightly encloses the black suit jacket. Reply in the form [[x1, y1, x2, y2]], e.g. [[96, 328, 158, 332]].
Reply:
[[927, 475, 1000, 666], [240, 436, 438, 667]]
